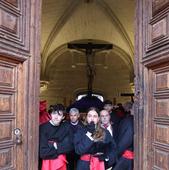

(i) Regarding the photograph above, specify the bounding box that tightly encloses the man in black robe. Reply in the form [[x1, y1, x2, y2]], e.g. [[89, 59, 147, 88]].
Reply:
[[103, 100, 121, 142], [100, 109, 117, 169], [113, 101, 134, 170], [67, 108, 84, 170], [39, 104, 73, 170]]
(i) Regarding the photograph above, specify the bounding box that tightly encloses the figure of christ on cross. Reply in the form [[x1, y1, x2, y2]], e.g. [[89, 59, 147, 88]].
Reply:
[[68, 42, 113, 96]]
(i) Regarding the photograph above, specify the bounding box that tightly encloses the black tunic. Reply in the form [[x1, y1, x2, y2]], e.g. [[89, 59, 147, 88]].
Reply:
[[116, 115, 134, 156], [110, 110, 121, 143], [74, 126, 116, 170], [113, 115, 134, 170], [104, 124, 118, 169], [69, 121, 84, 133], [67, 121, 84, 170], [39, 121, 73, 160]]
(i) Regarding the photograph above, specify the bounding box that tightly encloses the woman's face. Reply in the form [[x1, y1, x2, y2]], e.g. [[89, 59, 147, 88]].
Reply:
[[86, 110, 99, 124]]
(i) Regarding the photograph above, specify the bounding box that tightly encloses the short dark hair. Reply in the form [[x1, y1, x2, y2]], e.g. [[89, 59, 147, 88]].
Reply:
[[48, 105, 54, 114], [103, 100, 112, 105], [49, 104, 65, 115]]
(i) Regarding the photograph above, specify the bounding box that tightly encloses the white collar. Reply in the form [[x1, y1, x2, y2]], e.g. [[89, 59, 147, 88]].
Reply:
[[107, 124, 113, 136], [49, 120, 59, 126], [70, 121, 79, 126]]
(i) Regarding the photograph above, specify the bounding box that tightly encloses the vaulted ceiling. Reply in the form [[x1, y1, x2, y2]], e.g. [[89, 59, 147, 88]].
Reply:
[[40, 0, 135, 106]]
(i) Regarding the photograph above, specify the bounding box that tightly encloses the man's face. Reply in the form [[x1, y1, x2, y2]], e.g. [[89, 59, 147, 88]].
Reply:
[[100, 110, 111, 125], [51, 111, 64, 126], [104, 104, 113, 113], [123, 102, 133, 112], [70, 112, 79, 123], [86, 110, 99, 125]]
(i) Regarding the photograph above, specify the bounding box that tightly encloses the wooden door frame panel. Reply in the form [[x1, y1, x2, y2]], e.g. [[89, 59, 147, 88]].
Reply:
[[25, 0, 41, 169], [0, 0, 41, 169], [134, 0, 144, 169], [135, 0, 154, 168], [135, 0, 153, 169]]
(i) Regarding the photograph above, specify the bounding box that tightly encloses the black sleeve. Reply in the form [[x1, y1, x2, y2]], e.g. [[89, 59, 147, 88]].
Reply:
[[106, 138, 117, 167], [117, 119, 134, 156], [74, 129, 94, 155], [104, 131, 117, 167], [39, 125, 58, 159], [57, 127, 74, 154]]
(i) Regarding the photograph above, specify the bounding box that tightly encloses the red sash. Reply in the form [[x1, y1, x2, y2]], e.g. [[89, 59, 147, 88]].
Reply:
[[80, 154, 105, 170], [122, 150, 134, 159], [42, 155, 67, 170]]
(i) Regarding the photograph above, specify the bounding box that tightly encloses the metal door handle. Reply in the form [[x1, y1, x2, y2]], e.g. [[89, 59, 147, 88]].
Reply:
[[14, 128, 22, 145]]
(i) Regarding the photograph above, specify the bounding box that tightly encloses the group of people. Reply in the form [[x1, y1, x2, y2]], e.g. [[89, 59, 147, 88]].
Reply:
[[39, 100, 134, 170]]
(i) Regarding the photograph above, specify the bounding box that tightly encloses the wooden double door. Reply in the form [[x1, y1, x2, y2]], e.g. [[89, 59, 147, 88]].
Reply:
[[0, 0, 169, 169]]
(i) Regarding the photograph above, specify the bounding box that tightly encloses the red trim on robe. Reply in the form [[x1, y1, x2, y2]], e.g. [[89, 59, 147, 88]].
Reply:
[[122, 150, 134, 159], [42, 155, 67, 170], [80, 154, 105, 170]]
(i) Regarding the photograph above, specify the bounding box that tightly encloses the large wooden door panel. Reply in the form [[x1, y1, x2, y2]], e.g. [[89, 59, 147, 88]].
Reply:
[[0, 0, 41, 169], [0, 0, 30, 56], [152, 67, 169, 170], [146, 66, 169, 170], [0, 58, 24, 170], [143, 0, 169, 58], [136, 0, 169, 169]]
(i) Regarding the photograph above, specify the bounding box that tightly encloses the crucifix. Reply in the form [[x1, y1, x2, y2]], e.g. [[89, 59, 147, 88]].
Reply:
[[121, 93, 134, 102], [68, 42, 112, 97]]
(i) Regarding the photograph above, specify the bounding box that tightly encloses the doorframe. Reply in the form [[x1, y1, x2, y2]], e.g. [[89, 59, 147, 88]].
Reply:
[[26, 0, 42, 169], [134, 0, 144, 169], [37, 0, 142, 169]]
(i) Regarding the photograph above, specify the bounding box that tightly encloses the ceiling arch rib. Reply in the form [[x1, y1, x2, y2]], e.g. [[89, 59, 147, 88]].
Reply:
[[41, 0, 81, 76], [45, 1, 134, 58], [41, 0, 134, 78], [112, 46, 134, 83], [42, 44, 67, 80], [96, 0, 134, 56], [44, 41, 134, 81]]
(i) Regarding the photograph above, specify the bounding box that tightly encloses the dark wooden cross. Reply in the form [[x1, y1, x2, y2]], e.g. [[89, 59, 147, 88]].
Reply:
[[68, 42, 112, 96], [121, 93, 134, 102]]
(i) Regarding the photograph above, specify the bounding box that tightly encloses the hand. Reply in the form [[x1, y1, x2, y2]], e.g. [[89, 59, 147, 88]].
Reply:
[[48, 140, 57, 149], [93, 153, 107, 161], [48, 140, 55, 144], [86, 122, 95, 133]]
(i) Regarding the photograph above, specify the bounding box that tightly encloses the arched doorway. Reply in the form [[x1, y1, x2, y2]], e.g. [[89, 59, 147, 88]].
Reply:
[[0, 0, 169, 169]]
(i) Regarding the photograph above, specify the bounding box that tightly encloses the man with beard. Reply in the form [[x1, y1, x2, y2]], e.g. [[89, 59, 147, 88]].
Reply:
[[67, 108, 84, 170]]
